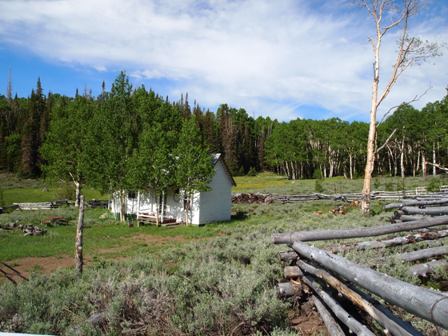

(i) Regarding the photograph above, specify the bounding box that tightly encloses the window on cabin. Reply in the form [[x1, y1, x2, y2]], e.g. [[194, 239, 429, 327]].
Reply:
[[128, 191, 136, 199]]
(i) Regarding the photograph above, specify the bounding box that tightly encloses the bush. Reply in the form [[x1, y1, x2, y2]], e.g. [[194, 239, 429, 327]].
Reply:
[[427, 178, 441, 192], [55, 183, 75, 201], [373, 177, 381, 190], [314, 179, 324, 193], [397, 179, 405, 191], [312, 169, 322, 180], [0, 236, 290, 335], [385, 181, 395, 191], [247, 167, 257, 176]]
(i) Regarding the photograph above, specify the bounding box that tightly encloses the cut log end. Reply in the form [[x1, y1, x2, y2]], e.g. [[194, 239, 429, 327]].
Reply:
[[277, 281, 302, 298], [284, 266, 303, 279]]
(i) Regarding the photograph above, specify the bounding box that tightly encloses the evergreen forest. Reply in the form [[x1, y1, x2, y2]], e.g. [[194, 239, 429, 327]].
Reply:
[[1, 73, 447, 181]]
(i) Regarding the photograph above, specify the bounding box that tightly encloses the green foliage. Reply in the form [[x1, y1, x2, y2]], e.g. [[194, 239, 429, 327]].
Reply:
[[373, 177, 381, 190], [385, 181, 395, 191], [312, 168, 322, 180], [2, 73, 448, 183], [55, 182, 75, 200], [427, 177, 441, 192], [175, 118, 214, 222], [41, 95, 91, 194], [5, 133, 21, 172], [397, 178, 405, 191], [247, 167, 257, 176], [0, 187, 4, 207], [314, 179, 324, 193]]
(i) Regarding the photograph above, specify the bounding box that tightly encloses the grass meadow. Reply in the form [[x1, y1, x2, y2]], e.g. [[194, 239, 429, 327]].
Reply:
[[0, 172, 447, 335]]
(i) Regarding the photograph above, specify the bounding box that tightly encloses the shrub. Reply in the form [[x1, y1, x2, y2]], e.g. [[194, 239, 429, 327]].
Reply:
[[373, 177, 381, 190], [312, 169, 322, 180], [314, 179, 324, 193], [247, 167, 257, 176], [55, 183, 75, 201], [385, 181, 395, 191], [0, 236, 290, 335], [427, 178, 440, 192]]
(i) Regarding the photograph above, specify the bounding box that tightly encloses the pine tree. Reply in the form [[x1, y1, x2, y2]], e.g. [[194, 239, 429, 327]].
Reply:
[[20, 78, 46, 177]]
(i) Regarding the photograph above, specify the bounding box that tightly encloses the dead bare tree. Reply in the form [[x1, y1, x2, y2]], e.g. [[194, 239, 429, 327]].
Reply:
[[360, 0, 440, 215]]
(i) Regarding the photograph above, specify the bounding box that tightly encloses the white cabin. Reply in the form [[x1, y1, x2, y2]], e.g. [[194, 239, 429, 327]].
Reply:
[[110, 153, 236, 225]]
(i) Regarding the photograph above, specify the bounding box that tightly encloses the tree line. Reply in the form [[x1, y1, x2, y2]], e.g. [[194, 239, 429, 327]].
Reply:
[[1, 73, 447, 185], [264, 96, 448, 181]]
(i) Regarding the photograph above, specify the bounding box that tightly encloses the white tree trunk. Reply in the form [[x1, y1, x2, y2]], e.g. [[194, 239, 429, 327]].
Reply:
[[422, 152, 427, 177], [349, 154, 353, 180], [362, 31, 380, 214], [74, 181, 81, 207], [155, 194, 160, 226], [75, 195, 84, 274], [432, 143, 437, 176], [417, 150, 421, 174], [119, 190, 127, 224], [400, 137, 405, 179]]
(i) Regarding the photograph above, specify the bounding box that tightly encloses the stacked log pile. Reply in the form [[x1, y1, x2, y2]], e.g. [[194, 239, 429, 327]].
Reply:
[[13, 202, 55, 210], [8, 199, 108, 211], [0, 221, 47, 236], [87, 199, 109, 208], [232, 193, 274, 204], [233, 188, 448, 205], [387, 198, 448, 223], [273, 215, 448, 334]]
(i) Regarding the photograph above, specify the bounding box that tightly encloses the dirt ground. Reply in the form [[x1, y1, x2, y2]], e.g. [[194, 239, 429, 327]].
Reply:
[[2, 255, 77, 282], [289, 300, 328, 335], [1, 233, 191, 283]]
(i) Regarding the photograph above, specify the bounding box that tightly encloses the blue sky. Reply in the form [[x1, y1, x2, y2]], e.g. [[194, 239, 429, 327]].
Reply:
[[0, 0, 447, 121]]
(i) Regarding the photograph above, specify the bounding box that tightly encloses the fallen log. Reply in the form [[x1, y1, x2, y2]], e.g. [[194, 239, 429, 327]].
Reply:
[[13, 202, 54, 210], [385, 198, 448, 210], [301, 275, 375, 336], [356, 230, 448, 250], [272, 216, 448, 244], [292, 241, 448, 329], [402, 206, 448, 216], [297, 260, 423, 336], [398, 246, 448, 262], [409, 260, 448, 277], [311, 295, 345, 336], [396, 215, 429, 222]]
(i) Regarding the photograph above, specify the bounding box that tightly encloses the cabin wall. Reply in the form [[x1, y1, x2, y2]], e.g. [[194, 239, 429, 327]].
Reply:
[[109, 159, 233, 225], [109, 192, 139, 215], [198, 161, 232, 224]]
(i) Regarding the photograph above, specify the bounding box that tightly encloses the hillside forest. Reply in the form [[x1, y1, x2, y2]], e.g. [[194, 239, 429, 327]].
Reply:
[[1, 72, 448, 182]]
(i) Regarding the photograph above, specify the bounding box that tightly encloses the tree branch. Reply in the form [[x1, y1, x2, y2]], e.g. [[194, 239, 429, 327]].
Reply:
[[426, 162, 448, 172], [378, 86, 432, 124], [376, 128, 397, 154]]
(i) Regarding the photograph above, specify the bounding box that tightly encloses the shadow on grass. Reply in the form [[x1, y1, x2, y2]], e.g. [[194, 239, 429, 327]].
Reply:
[[231, 210, 248, 221]]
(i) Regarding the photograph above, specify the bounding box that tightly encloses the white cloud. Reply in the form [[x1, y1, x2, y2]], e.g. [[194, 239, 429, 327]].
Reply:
[[0, 0, 446, 120]]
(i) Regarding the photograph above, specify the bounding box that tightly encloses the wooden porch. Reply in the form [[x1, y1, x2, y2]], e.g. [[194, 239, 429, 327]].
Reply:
[[137, 211, 179, 226]]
